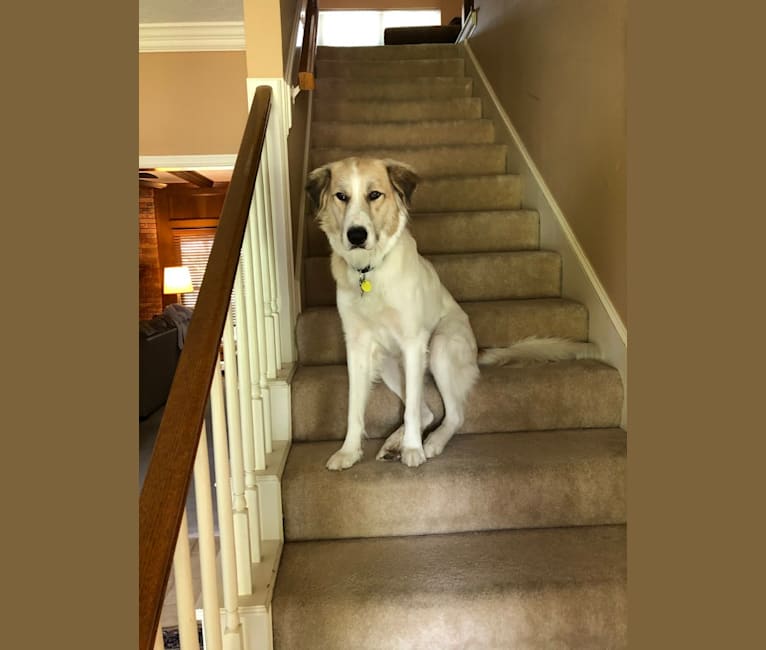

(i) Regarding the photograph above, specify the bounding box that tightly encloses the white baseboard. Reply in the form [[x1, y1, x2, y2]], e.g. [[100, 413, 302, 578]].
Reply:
[[461, 42, 627, 428]]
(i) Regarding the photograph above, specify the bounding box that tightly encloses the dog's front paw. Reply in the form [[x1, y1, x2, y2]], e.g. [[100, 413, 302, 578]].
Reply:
[[326, 447, 363, 471], [400, 446, 426, 468]]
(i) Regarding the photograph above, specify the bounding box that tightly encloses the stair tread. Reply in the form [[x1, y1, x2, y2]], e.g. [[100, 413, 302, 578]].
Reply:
[[316, 57, 465, 78], [297, 298, 588, 365], [273, 524, 627, 648], [291, 360, 623, 441], [283, 428, 626, 540]]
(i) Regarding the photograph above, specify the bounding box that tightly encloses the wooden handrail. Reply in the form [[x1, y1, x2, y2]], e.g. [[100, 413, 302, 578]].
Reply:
[[138, 85, 272, 650], [298, 0, 319, 90]]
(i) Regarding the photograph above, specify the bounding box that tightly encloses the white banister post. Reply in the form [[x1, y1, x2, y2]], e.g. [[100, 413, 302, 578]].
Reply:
[[193, 423, 223, 650], [233, 264, 265, 560], [259, 141, 283, 372], [247, 206, 274, 455], [173, 510, 201, 650], [221, 309, 255, 592], [238, 239, 270, 469], [254, 164, 278, 381], [209, 366, 243, 649]]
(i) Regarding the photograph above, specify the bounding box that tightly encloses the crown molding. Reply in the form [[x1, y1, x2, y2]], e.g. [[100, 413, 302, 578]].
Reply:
[[139, 22, 245, 53]]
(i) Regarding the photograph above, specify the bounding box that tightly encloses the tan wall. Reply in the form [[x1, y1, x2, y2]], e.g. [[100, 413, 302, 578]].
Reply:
[[243, 0, 285, 76], [470, 0, 627, 324], [139, 52, 248, 156], [321, 0, 462, 25]]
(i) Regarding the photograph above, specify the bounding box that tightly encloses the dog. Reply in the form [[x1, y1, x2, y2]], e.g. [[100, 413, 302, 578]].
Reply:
[[306, 157, 597, 470]]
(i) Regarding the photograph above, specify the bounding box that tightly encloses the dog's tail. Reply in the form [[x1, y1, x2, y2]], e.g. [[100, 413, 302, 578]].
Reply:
[[478, 337, 600, 366]]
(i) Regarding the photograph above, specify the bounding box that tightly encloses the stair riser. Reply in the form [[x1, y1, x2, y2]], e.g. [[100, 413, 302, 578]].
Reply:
[[283, 431, 626, 540], [317, 44, 461, 60], [316, 58, 465, 78], [297, 299, 587, 365], [304, 251, 560, 306], [315, 77, 473, 101], [307, 210, 537, 257], [291, 361, 623, 441], [312, 97, 482, 122], [312, 120, 494, 148]]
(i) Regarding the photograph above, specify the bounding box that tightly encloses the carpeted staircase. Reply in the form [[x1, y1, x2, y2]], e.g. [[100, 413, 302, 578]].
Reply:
[[272, 43, 627, 648]]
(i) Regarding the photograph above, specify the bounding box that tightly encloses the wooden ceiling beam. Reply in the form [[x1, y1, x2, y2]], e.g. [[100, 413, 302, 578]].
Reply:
[[168, 170, 215, 188]]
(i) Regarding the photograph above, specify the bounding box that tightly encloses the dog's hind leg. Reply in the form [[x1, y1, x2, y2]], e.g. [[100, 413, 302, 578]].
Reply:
[[375, 355, 434, 461], [424, 319, 479, 459]]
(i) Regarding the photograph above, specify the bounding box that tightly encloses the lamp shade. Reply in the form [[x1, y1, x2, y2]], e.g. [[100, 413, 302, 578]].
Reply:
[[163, 266, 194, 295]]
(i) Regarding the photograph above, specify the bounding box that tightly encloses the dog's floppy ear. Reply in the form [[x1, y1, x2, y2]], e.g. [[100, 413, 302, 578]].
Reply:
[[305, 165, 331, 211], [385, 160, 420, 206]]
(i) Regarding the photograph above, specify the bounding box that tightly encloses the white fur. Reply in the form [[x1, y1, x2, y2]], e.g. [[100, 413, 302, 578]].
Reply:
[[308, 158, 598, 470]]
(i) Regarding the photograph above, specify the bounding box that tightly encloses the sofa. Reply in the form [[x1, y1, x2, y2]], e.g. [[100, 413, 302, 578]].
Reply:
[[139, 315, 181, 419]]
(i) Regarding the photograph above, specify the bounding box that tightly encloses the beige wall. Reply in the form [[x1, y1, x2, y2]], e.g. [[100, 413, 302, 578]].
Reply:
[[139, 52, 248, 156], [243, 0, 285, 76], [470, 0, 627, 324]]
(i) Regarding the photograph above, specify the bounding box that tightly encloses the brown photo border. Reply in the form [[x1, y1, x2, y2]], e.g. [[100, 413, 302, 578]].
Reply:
[[4, 0, 764, 647]]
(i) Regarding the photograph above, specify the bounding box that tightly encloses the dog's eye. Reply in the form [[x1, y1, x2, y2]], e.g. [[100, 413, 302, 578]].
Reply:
[[335, 192, 349, 202], [368, 191, 382, 201]]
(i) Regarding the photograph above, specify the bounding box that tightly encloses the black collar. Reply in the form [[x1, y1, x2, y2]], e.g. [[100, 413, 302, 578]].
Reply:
[[355, 265, 372, 274]]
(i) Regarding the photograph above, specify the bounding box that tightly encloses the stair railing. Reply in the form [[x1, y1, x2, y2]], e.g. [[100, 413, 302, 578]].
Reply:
[[297, 0, 318, 90], [140, 85, 288, 650]]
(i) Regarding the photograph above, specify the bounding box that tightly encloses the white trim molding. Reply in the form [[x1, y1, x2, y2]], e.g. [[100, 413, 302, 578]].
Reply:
[[461, 41, 628, 427], [138, 154, 237, 170], [139, 21, 246, 53]]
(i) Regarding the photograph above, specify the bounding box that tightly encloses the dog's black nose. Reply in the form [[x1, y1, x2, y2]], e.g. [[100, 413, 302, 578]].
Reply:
[[347, 226, 368, 246]]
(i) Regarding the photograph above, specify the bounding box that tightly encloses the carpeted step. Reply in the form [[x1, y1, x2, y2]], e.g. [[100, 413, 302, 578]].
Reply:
[[316, 57, 465, 78], [314, 76, 472, 101], [296, 298, 587, 365], [312, 97, 483, 123], [309, 143, 506, 178], [311, 119, 494, 148], [291, 360, 623, 441], [317, 43, 461, 61], [303, 250, 560, 306], [283, 428, 626, 540], [307, 209, 537, 256], [272, 525, 627, 649]]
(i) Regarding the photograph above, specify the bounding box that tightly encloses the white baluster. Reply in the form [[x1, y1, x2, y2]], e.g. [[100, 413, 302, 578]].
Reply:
[[234, 261, 265, 560], [193, 423, 222, 650], [173, 510, 201, 650], [254, 166, 278, 381], [246, 206, 273, 454], [209, 366, 243, 650], [223, 306, 261, 569], [259, 141, 283, 372], [241, 223, 271, 460]]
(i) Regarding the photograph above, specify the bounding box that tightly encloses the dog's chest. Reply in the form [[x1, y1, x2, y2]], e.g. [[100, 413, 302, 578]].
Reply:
[[342, 289, 407, 350]]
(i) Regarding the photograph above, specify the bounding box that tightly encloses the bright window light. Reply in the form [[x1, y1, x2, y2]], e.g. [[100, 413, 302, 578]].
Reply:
[[317, 10, 442, 47]]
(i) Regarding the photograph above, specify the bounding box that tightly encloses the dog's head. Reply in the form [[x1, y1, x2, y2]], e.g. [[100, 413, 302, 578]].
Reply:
[[306, 157, 419, 270]]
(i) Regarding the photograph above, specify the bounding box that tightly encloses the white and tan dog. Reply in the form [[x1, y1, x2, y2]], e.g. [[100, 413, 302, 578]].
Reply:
[[306, 157, 596, 470]]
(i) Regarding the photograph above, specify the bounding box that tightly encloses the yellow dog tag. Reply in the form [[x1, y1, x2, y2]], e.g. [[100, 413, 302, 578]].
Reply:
[[360, 279, 372, 293]]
